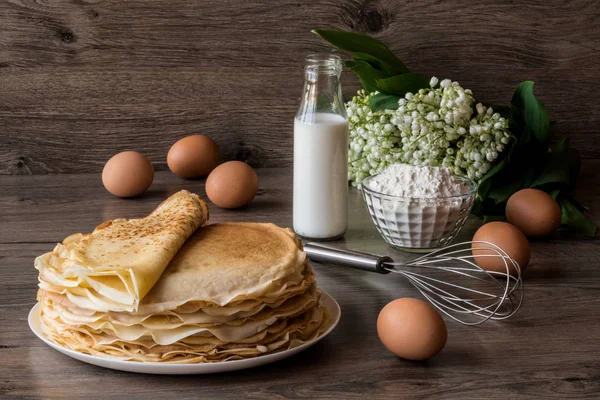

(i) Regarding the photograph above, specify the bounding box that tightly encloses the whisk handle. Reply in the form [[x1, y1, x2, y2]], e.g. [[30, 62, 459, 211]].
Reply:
[[303, 243, 392, 274]]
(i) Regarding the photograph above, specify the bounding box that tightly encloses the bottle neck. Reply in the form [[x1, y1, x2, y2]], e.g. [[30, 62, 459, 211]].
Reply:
[[296, 54, 346, 122]]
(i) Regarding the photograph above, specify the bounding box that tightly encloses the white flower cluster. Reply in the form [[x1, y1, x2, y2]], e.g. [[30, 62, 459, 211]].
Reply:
[[392, 78, 475, 168], [346, 90, 403, 185], [448, 102, 511, 179], [345, 77, 513, 185]]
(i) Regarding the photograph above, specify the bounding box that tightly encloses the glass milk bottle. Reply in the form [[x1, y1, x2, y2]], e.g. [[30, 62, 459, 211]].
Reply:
[[293, 53, 349, 240]]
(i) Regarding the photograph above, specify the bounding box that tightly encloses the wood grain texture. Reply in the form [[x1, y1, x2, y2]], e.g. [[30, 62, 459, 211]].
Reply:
[[1, 165, 599, 399], [1, 0, 599, 174]]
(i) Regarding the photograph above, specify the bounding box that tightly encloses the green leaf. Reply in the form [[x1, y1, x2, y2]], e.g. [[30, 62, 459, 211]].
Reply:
[[509, 106, 532, 145], [483, 215, 506, 223], [316, 94, 333, 112], [472, 196, 506, 217], [369, 93, 400, 112], [476, 156, 510, 202], [375, 73, 430, 96], [344, 60, 388, 93], [486, 168, 531, 204], [558, 196, 597, 237], [312, 29, 409, 75], [351, 51, 395, 74], [549, 189, 560, 199], [552, 137, 569, 152], [532, 137, 580, 188], [567, 146, 581, 184], [511, 81, 550, 144]]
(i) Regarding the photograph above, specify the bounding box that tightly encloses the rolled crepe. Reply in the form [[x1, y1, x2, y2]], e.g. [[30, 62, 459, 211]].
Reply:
[[35, 190, 209, 312]]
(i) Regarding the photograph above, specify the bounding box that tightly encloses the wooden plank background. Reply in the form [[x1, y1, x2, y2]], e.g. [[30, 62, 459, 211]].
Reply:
[[0, 0, 599, 174]]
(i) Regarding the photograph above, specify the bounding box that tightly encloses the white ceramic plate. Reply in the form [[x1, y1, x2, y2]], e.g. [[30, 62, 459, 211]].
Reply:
[[28, 291, 340, 375]]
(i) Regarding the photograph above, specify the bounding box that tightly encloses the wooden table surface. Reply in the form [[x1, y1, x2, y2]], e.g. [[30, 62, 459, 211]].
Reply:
[[1, 168, 599, 399]]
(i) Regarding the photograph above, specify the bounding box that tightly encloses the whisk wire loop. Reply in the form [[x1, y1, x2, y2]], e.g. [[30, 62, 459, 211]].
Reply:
[[304, 240, 524, 325]]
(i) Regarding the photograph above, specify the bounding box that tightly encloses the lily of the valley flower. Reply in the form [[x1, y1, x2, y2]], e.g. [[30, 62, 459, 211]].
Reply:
[[345, 77, 513, 185]]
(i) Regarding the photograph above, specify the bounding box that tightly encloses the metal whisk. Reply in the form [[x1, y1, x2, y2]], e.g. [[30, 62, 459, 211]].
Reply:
[[304, 241, 524, 325]]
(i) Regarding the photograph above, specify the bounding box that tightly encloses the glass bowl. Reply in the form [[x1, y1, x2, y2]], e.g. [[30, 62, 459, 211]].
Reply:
[[360, 174, 477, 252]]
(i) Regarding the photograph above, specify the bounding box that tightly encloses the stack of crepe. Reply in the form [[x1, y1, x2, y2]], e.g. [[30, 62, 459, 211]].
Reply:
[[34, 190, 330, 363]]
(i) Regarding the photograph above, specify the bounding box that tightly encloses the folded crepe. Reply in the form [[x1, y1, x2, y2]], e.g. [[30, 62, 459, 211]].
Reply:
[[35, 190, 209, 312], [37, 222, 331, 363]]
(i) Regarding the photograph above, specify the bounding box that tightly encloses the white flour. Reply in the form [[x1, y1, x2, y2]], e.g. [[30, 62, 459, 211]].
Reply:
[[362, 163, 474, 249], [365, 164, 468, 198]]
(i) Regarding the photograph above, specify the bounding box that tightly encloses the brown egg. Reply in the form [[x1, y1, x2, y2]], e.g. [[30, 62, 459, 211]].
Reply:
[[205, 161, 258, 208], [506, 188, 562, 237], [472, 221, 530, 275], [102, 151, 154, 197], [377, 298, 447, 361], [167, 135, 220, 178]]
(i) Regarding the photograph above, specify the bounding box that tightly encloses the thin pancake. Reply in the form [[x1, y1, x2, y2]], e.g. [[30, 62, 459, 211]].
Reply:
[[35, 190, 209, 312], [39, 285, 319, 344], [137, 223, 307, 313], [40, 301, 330, 363]]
